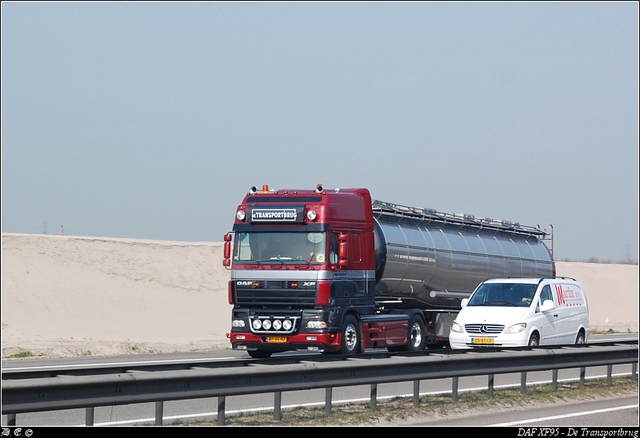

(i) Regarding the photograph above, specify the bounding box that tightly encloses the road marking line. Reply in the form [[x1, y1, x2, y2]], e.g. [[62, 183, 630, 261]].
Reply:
[[488, 404, 639, 426]]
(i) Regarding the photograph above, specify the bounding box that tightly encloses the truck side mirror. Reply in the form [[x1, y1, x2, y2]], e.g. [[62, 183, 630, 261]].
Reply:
[[223, 233, 232, 267], [338, 233, 348, 267]]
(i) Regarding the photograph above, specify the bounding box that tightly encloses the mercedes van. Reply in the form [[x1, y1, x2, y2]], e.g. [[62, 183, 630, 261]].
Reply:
[[449, 278, 589, 349]]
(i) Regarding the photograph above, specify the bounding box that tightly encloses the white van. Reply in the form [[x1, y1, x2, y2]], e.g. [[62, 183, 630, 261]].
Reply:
[[449, 278, 589, 349]]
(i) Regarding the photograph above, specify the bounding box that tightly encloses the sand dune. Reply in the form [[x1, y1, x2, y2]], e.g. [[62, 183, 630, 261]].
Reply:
[[2, 233, 637, 358]]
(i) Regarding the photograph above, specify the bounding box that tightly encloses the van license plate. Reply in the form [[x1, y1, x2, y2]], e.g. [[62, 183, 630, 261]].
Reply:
[[266, 337, 288, 343], [471, 338, 494, 345]]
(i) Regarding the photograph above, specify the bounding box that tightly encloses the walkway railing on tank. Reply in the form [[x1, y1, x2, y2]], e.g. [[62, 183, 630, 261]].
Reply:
[[372, 199, 548, 237]]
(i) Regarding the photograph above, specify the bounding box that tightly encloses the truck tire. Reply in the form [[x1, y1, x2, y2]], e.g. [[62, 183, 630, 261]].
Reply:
[[340, 315, 361, 355], [407, 314, 426, 351], [390, 314, 426, 352]]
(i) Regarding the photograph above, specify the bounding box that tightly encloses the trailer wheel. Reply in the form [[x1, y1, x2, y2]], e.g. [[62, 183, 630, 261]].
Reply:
[[407, 315, 426, 351], [340, 315, 360, 355]]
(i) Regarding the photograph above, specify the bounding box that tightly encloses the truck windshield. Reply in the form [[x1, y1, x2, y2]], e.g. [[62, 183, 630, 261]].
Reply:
[[467, 283, 537, 307], [234, 232, 327, 265]]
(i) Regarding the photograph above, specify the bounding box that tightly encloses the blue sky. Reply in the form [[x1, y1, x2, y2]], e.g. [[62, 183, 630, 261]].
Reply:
[[2, 2, 638, 261]]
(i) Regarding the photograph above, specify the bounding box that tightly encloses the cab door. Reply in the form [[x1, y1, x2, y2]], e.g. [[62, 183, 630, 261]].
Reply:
[[537, 284, 559, 344]]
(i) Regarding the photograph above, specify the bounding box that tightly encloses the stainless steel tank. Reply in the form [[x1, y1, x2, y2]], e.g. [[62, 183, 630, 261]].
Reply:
[[372, 203, 555, 310]]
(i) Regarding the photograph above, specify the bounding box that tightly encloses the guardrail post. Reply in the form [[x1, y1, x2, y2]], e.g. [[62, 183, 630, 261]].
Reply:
[[552, 369, 559, 391], [579, 367, 586, 388], [217, 396, 226, 426], [520, 372, 527, 394], [85, 407, 94, 426], [370, 384, 377, 411], [413, 380, 420, 407], [632, 363, 637, 382], [325, 388, 332, 415], [452, 377, 459, 402], [274, 392, 282, 421], [155, 401, 163, 426], [488, 374, 494, 398], [6, 414, 16, 427]]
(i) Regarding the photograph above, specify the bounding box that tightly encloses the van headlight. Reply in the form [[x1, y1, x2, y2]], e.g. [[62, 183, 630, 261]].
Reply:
[[451, 321, 464, 333], [506, 323, 527, 334]]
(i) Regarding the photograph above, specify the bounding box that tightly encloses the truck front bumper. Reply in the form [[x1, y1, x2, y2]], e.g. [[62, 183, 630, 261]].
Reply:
[[230, 331, 341, 353]]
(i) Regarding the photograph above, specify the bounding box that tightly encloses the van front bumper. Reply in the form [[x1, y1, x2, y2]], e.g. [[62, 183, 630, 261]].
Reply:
[[449, 330, 531, 349]]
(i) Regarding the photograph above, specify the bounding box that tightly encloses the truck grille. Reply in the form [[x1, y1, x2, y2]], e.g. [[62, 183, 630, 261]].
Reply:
[[464, 324, 505, 334], [234, 280, 317, 308]]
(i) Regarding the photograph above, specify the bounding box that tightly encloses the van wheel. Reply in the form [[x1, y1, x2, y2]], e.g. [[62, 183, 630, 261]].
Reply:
[[528, 333, 539, 347], [575, 331, 586, 345], [340, 315, 361, 355]]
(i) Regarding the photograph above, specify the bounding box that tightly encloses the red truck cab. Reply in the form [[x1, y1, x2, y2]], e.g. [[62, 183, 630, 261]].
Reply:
[[224, 185, 411, 358]]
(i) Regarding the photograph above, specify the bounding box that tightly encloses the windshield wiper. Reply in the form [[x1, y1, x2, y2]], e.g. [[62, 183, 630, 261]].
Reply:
[[484, 301, 518, 307]]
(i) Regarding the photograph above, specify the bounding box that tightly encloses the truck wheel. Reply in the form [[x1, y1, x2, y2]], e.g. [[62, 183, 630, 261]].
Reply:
[[407, 315, 426, 351], [340, 315, 360, 355]]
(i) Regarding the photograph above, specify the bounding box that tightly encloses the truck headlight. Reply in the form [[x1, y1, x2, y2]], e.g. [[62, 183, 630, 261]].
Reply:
[[306, 320, 327, 329], [232, 319, 245, 328], [506, 323, 527, 334], [451, 321, 464, 333]]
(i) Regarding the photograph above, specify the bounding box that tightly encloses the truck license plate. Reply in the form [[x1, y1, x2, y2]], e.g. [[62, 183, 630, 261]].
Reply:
[[266, 337, 288, 343], [471, 338, 494, 345]]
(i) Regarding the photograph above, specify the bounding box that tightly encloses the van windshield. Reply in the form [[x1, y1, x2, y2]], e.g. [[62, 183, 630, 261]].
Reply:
[[467, 283, 537, 307]]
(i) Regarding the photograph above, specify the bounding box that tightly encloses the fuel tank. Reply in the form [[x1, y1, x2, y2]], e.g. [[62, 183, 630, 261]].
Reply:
[[372, 206, 555, 310]]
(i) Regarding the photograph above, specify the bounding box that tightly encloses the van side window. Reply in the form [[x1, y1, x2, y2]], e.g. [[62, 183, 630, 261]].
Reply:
[[538, 285, 553, 312]]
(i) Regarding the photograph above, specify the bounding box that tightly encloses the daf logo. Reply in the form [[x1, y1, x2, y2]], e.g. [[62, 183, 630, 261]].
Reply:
[[237, 281, 253, 286], [303, 282, 316, 287]]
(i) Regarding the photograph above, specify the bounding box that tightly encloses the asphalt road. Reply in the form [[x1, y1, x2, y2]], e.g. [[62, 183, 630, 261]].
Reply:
[[2, 334, 637, 427]]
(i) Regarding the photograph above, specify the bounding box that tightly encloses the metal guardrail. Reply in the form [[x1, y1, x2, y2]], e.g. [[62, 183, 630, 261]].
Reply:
[[2, 341, 638, 426]]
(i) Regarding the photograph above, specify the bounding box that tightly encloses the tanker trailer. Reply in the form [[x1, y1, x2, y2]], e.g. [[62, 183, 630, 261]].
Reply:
[[371, 200, 555, 346]]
